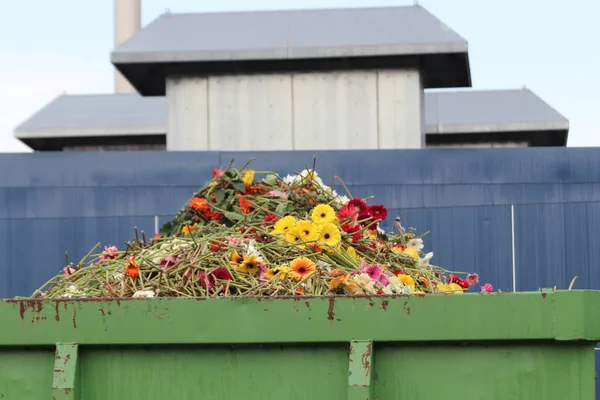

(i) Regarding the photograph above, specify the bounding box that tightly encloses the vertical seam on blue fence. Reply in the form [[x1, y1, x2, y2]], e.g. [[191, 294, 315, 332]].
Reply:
[[511, 204, 517, 292]]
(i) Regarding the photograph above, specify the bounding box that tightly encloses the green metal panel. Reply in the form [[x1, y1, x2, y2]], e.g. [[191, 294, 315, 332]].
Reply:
[[52, 343, 79, 400], [79, 346, 348, 400], [1, 292, 600, 345], [374, 344, 595, 399], [1, 291, 600, 399], [0, 349, 54, 399]]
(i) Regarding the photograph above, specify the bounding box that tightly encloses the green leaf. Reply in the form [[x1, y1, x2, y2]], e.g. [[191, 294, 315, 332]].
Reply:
[[232, 182, 246, 193], [224, 211, 242, 221], [214, 189, 225, 204], [275, 202, 287, 216]]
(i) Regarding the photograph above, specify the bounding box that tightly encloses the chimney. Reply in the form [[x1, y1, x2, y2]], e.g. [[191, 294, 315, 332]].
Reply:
[[114, 0, 141, 93]]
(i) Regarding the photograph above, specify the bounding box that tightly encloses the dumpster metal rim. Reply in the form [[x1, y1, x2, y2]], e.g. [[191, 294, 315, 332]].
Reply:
[[1, 291, 600, 346]]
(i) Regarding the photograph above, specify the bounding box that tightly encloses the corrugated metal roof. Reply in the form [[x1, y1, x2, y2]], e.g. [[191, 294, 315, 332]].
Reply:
[[112, 6, 467, 64], [14, 89, 569, 140], [110, 5, 471, 94]]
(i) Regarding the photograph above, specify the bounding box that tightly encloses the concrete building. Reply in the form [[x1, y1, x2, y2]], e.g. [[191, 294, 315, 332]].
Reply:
[[13, 3, 569, 151]]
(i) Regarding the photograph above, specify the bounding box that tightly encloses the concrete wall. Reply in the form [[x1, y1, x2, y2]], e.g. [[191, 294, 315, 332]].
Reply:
[[166, 70, 424, 151]]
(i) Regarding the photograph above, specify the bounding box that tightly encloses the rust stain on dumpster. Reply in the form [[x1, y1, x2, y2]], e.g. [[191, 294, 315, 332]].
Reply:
[[72, 308, 77, 329], [362, 343, 373, 377], [403, 302, 411, 315], [381, 301, 389, 311], [327, 298, 335, 320]]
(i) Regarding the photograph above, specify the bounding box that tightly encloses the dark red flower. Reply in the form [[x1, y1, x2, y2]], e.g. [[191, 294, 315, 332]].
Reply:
[[448, 274, 470, 289], [209, 240, 226, 253], [341, 223, 362, 243], [212, 267, 232, 281], [198, 270, 215, 290], [264, 213, 280, 224], [348, 198, 368, 214], [358, 209, 373, 221], [368, 205, 388, 222]]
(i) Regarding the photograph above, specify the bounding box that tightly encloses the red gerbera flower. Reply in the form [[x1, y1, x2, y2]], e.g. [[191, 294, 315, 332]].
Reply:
[[448, 274, 470, 289], [213, 169, 224, 179], [348, 198, 368, 214], [198, 270, 215, 290], [264, 213, 280, 224], [212, 267, 232, 281], [207, 211, 222, 222], [239, 196, 252, 214], [338, 203, 358, 221], [341, 223, 362, 243], [369, 205, 388, 222]]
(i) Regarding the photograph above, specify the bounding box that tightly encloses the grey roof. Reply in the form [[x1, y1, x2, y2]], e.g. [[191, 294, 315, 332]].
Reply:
[[111, 5, 471, 95], [14, 94, 166, 138], [425, 89, 570, 134], [14, 89, 568, 142]]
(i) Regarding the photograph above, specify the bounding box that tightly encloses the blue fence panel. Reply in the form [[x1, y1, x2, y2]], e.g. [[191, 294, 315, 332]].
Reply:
[[2, 216, 156, 298], [2, 147, 600, 298]]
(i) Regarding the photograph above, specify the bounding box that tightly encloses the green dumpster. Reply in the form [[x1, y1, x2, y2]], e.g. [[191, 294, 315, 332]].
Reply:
[[1, 291, 599, 399]]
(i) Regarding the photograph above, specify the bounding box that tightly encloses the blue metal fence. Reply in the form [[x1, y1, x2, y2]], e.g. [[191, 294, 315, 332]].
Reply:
[[2, 148, 600, 297]]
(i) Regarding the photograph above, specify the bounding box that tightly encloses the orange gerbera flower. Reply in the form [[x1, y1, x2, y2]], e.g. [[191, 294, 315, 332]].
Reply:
[[288, 257, 316, 281], [239, 196, 252, 214], [189, 197, 210, 213], [125, 256, 140, 279]]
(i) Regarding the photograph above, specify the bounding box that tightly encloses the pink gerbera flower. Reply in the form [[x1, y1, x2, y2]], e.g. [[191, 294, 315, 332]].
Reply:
[[362, 264, 383, 282], [466, 273, 480, 286]]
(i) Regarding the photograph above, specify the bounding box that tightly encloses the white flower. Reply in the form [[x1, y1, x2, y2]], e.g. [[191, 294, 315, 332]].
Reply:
[[283, 174, 300, 186], [316, 260, 331, 271], [335, 195, 350, 205], [418, 252, 434, 267], [385, 276, 413, 295], [62, 285, 85, 298], [111, 272, 124, 281], [407, 238, 424, 251], [243, 240, 265, 262], [377, 226, 386, 235], [353, 273, 377, 294], [132, 290, 155, 298]]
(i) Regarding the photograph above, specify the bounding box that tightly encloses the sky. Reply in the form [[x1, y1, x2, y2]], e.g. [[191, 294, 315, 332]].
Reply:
[[0, 0, 598, 152]]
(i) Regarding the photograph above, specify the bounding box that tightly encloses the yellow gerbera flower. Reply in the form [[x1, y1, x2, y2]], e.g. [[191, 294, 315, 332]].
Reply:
[[242, 169, 255, 186], [181, 223, 198, 235], [265, 266, 289, 280], [317, 223, 342, 247], [448, 283, 465, 293], [403, 247, 420, 261], [346, 246, 358, 260], [235, 255, 263, 275], [285, 227, 303, 245], [295, 220, 318, 242], [437, 283, 464, 294], [398, 274, 416, 287], [272, 216, 296, 235], [311, 204, 337, 225]]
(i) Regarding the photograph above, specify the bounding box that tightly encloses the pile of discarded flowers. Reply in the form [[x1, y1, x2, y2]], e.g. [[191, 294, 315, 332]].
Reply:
[[31, 162, 492, 299]]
